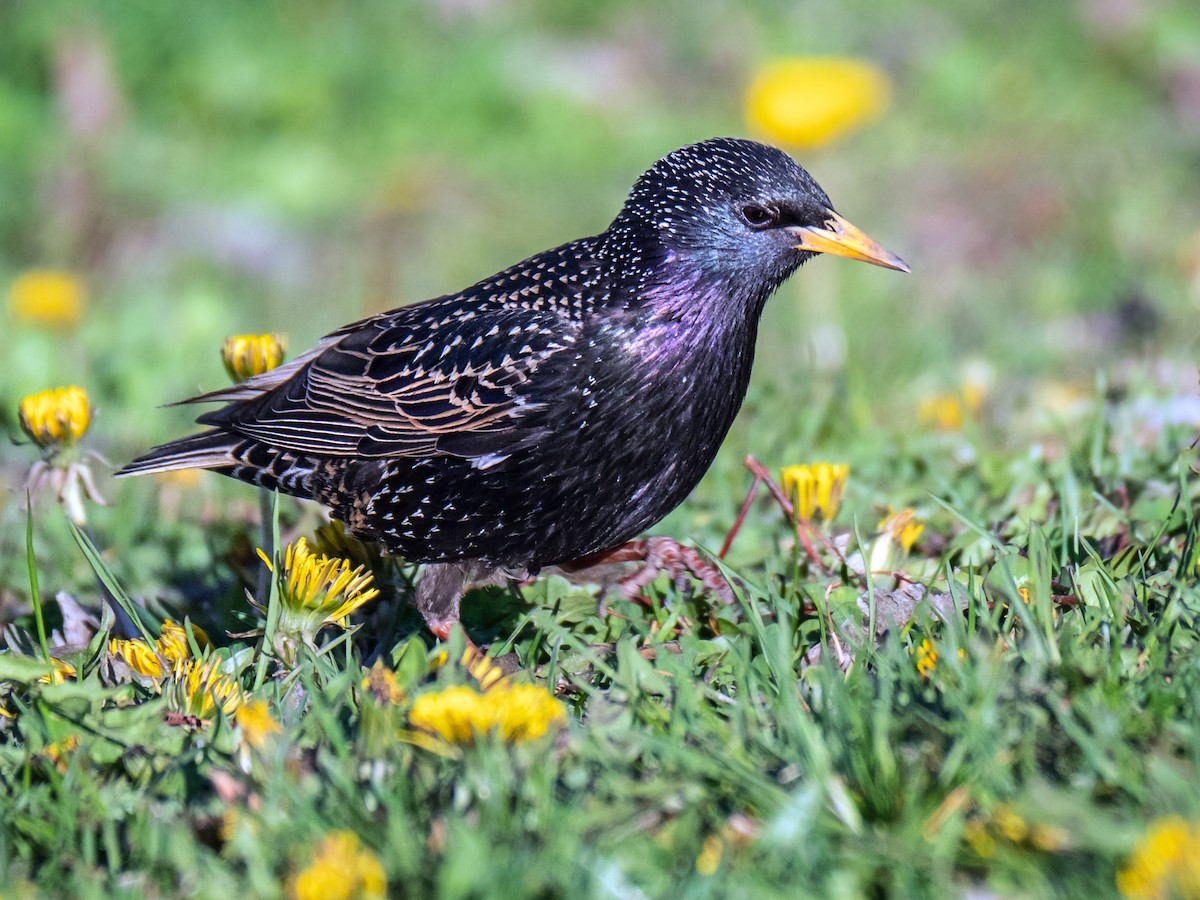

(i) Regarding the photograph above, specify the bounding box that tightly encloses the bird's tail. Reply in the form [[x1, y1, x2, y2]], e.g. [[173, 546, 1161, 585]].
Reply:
[[116, 429, 316, 495], [117, 430, 238, 477]]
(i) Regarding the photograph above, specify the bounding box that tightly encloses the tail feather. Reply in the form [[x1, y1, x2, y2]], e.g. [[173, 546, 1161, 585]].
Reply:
[[116, 430, 239, 477], [117, 429, 317, 496]]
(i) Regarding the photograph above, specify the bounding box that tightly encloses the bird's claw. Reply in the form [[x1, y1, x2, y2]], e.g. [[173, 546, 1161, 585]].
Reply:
[[617, 537, 736, 605], [565, 536, 735, 606], [559, 537, 736, 607]]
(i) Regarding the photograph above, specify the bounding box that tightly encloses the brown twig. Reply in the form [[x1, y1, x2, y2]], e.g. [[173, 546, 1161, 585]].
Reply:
[[719, 469, 762, 559]]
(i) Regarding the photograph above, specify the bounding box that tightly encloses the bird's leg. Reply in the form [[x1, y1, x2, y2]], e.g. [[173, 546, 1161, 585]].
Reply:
[[620, 538, 736, 604], [559, 537, 736, 606]]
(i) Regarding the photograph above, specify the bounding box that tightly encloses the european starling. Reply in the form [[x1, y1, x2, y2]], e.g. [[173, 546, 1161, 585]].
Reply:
[[120, 138, 907, 637]]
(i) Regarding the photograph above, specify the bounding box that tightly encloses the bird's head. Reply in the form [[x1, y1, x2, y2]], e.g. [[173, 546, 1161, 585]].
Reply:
[[610, 138, 907, 308]]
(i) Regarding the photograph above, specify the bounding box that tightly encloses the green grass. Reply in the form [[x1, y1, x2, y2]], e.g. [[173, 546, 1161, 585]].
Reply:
[[4, 369, 1199, 898], [4, 1, 1200, 897]]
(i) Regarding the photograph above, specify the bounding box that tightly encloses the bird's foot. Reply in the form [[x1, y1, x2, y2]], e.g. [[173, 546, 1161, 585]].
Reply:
[[619, 537, 736, 604], [562, 537, 736, 606]]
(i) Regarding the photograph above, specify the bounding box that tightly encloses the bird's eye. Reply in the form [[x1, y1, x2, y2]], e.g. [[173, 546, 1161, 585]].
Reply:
[[739, 204, 776, 228]]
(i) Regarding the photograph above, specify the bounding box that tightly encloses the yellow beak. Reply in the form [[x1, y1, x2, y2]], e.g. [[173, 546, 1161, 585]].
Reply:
[[790, 210, 910, 272]]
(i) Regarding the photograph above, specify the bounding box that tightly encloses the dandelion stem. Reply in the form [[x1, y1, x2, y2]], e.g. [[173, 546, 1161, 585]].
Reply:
[[253, 491, 282, 690], [744, 455, 793, 518], [255, 487, 274, 608]]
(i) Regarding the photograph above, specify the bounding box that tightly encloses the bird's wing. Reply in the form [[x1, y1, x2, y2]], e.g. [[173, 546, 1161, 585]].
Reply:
[[172, 318, 368, 406], [197, 278, 591, 462]]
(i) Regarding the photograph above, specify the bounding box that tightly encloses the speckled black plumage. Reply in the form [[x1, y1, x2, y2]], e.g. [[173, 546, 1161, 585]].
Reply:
[[121, 138, 906, 635]]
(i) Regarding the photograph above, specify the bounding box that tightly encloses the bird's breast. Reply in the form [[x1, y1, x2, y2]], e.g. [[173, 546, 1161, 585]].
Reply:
[[511, 305, 757, 560]]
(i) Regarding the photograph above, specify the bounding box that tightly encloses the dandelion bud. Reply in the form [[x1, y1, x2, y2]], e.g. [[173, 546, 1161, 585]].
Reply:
[[222, 333, 286, 383], [18, 386, 92, 451], [869, 507, 926, 575]]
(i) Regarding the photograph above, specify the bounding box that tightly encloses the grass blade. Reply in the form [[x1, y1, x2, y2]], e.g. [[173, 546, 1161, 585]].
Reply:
[[25, 497, 50, 661], [66, 518, 157, 646]]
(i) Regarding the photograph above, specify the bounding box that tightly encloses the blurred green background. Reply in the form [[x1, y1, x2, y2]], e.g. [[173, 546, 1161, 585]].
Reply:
[[2, 0, 1200, 598]]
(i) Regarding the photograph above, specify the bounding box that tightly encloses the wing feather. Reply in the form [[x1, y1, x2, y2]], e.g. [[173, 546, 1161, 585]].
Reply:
[[195, 243, 597, 461]]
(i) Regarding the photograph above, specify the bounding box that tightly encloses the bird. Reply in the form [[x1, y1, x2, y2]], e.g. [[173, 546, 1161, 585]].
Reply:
[[119, 137, 908, 639]]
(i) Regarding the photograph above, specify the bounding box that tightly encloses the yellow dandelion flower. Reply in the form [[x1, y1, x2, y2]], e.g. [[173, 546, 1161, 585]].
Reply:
[[7, 269, 85, 328], [696, 834, 724, 877], [290, 830, 386, 900], [918, 393, 965, 431], [878, 508, 925, 553], [42, 734, 81, 772], [109, 638, 166, 679], [914, 639, 966, 678], [267, 537, 380, 627], [37, 657, 76, 686], [993, 805, 1029, 844], [869, 507, 926, 574], [409, 685, 485, 744], [965, 819, 996, 859], [409, 683, 566, 746], [18, 386, 92, 451], [919, 385, 984, 432], [745, 57, 890, 149], [258, 537, 380, 663], [462, 646, 508, 692], [109, 621, 210, 684], [1117, 816, 1200, 900], [156, 618, 210, 663], [166, 657, 243, 720], [361, 661, 405, 706], [223, 333, 287, 383], [915, 639, 939, 677], [491, 684, 568, 742], [235, 699, 282, 750], [780, 463, 849, 521]]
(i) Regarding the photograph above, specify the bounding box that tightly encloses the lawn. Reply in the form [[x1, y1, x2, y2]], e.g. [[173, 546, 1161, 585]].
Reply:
[[3, 2, 1200, 897]]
